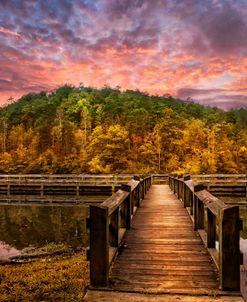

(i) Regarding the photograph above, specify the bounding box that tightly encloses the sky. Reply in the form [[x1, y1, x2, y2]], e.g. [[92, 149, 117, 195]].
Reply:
[[0, 0, 247, 110]]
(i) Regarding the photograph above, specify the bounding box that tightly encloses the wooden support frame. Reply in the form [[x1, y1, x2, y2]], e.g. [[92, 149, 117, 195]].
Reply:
[[168, 174, 242, 291], [109, 208, 119, 247], [89, 205, 109, 286], [219, 206, 241, 291], [207, 209, 216, 248], [88, 176, 152, 287]]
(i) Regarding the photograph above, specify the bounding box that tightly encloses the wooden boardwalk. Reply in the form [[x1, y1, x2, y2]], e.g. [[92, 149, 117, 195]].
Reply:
[[108, 185, 219, 294]]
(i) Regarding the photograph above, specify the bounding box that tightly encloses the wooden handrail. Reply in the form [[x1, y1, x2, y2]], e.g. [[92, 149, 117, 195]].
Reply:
[[102, 190, 129, 215], [87, 176, 152, 287], [151, 174, 169, 185], [0, 174, 135, 185], [192, 174, 246, 178], [168, 174, 242, 291]]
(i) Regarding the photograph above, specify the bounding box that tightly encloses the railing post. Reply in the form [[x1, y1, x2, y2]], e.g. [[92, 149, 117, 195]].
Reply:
[[172, 176, 176, 193], [109, 208, 119, 247], [177, 175, 183, 199], [207, 209, 216, 248], [133, 176, 141, 207], [140, 178, 145, 199], [183, 175, 191, 208], [89, 205, 109, 286], [219, 206, 241, 290], [193, 184, 204, 230], [121, 184, 132, 229], [173, 174, 178, 194]]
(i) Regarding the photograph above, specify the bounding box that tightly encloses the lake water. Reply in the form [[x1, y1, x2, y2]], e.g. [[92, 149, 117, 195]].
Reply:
[[0, 204, 89, 258]]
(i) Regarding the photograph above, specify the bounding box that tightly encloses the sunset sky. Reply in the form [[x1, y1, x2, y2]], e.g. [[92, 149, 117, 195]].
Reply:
[[1, 0, 247, 110]]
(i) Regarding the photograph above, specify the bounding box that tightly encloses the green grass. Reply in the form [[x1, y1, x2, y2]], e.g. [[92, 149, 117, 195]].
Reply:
[[0, 254, 89, 301]]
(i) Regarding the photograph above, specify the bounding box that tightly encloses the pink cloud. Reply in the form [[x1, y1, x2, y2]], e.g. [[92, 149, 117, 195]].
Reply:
[[0, 26, 22, 39]]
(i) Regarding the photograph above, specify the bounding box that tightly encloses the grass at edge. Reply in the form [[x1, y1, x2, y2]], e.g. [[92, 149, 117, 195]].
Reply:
[[0, 254, 88, 302]]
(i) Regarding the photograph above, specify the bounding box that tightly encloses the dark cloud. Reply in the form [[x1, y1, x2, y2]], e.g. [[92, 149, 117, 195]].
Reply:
[[196, 96, 247, 110], [177, 88, 247, 110], [183, 1, 247, 56], [177, 88, 225, 99], [104, 0, 146, 19], [201, 4, 247, 54]]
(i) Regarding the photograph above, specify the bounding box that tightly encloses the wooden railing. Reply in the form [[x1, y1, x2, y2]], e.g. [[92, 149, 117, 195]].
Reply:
[[192, 174, 247, 183], [191, 174, 247, 198], [0, 174, 134, 185], [0, 174, 136, 202], [169, 174, 243, 291], [86, 176, 152, 286], [152, 174, 169, 184]]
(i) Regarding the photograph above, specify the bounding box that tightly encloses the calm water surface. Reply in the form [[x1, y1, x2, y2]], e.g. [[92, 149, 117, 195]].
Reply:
[[0, 204, 89, 258]]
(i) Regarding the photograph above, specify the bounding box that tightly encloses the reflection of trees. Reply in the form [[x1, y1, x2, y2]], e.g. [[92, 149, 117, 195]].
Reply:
[[0, 205, 88, 250]]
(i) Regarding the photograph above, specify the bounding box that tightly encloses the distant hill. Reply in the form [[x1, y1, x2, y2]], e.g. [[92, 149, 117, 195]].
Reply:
[[0, 85, 246, 174]]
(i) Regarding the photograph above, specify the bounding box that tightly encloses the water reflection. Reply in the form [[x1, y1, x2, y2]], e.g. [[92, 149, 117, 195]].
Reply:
[[0, 242, 21, 259], [0, 204, 88, 257]]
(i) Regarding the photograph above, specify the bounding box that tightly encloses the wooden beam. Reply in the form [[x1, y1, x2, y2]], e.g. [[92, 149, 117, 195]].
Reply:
[[207, 209, 216, 248], [110, 208, 119, 247], [219, 206, 241, 291], [89, 205, 109, 286]]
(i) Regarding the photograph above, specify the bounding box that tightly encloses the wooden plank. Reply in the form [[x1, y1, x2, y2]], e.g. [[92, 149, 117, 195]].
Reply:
[[83, 290, 245, 302], [110, 275, 218, 283], [111, 268, 217, 276], [112, 263, 218, 271], [109, 185, 219, 293]]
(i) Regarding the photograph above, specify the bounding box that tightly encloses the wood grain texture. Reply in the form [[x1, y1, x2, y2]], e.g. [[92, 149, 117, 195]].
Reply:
[[109, 185, 219, 294], [83, 290, 245, 302]]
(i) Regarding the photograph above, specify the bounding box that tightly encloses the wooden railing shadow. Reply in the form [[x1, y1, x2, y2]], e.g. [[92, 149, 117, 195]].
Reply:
[[86, 175, 152, 287], [169, 174, 243, 291]]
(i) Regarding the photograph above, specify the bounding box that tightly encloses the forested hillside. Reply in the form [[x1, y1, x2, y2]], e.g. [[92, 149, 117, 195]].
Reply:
[[0, 85, 246, 174]]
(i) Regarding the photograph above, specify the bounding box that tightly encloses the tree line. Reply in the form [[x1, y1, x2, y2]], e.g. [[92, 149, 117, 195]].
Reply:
[[0, 85, 246, 174]]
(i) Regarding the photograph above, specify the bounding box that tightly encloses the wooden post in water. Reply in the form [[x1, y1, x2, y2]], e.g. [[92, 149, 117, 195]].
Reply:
[[219, 206, 241, 290], [89, 205, 109, 286]]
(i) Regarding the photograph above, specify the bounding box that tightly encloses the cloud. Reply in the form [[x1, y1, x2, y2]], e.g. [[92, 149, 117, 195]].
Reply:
[[177, 87, 247, 109], [0, 0, 247, 110], [0, 26, 22, 39], [177, 88, 226, 99], [182, 1, 247, 56], [195, 96, 247, 110]]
